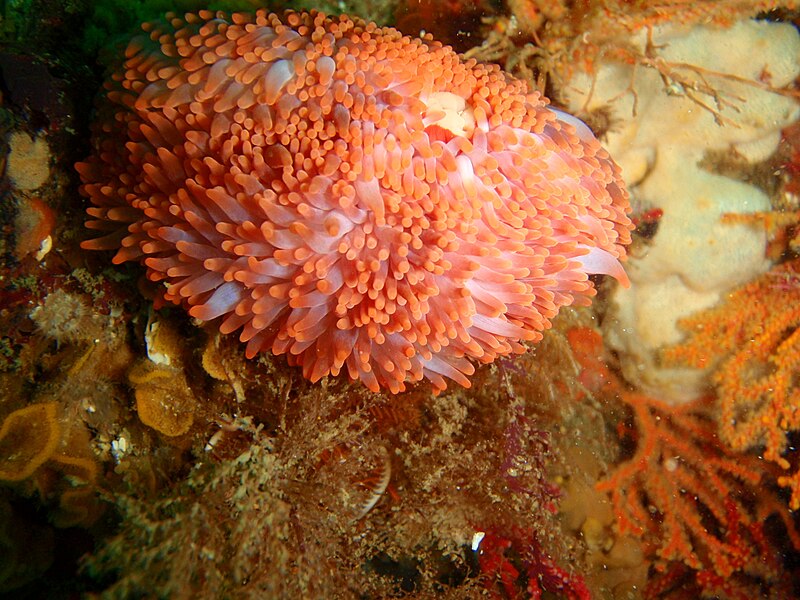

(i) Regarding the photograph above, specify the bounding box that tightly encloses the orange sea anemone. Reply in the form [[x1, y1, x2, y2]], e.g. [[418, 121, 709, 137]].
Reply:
[[77, 10, 632, 393]]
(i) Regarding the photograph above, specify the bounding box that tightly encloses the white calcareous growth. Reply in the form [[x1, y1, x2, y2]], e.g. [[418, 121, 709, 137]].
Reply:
[[565, 19, 800, 403]]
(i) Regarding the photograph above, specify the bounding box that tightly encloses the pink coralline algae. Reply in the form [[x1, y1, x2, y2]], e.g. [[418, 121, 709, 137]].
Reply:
[[77, 10, 632, 393]]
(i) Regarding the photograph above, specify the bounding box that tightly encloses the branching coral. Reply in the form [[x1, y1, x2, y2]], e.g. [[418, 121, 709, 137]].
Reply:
[[598, 394, 798, 592], [663, 257, 800, 509], [567, 325, 800, 597]]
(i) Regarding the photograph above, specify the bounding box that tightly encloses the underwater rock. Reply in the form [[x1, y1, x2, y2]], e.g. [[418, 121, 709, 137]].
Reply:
[[0, 497, 54, 592]]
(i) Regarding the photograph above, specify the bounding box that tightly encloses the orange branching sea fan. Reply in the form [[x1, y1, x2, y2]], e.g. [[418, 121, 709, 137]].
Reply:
[[77, 10, 632, 393]]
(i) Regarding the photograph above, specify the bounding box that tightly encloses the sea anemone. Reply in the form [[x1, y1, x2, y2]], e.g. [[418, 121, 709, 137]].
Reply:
[[30, 289, 105, 344], [77, 10, 632, 393]]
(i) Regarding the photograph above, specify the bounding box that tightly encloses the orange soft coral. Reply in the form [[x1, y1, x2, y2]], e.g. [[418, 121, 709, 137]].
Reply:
[[663, 258, 800, 508], [567, 326, 800, 597], [78, 10, 631, 393]]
